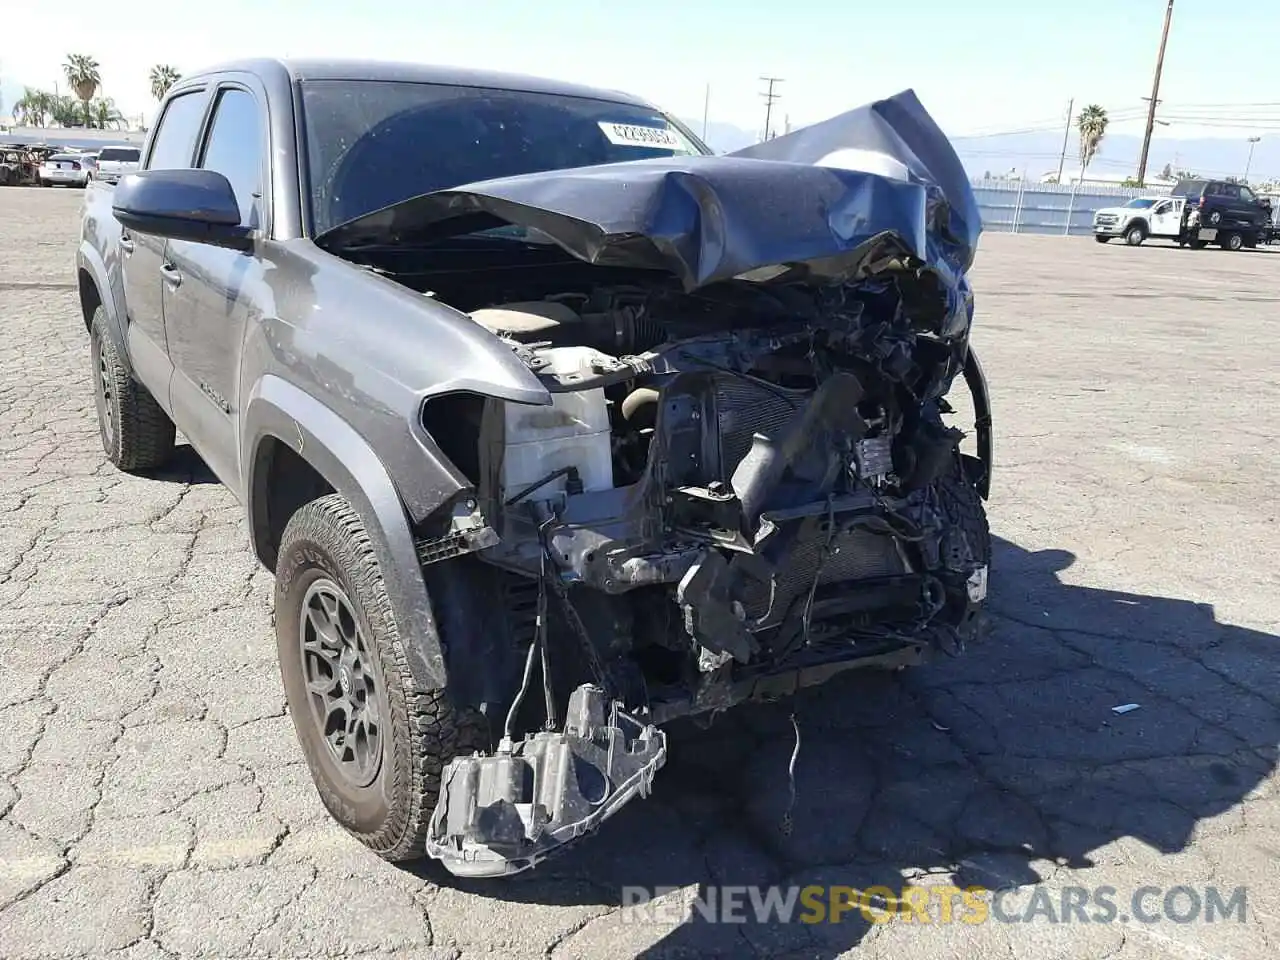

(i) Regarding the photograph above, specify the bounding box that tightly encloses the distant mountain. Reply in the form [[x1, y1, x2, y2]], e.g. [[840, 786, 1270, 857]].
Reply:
[[678, 117, 758, 154], [948, 129, 1278, 185], [681, 116, 1279, 188]]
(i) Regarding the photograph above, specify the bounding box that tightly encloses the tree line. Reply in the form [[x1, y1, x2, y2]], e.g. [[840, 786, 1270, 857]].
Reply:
[[10, 56, 180, 130]]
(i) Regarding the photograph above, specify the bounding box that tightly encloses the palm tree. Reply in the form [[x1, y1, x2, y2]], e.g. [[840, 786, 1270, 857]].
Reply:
[[12, 88, 54, 127], [91, 97, 125, 131], [50, 95, 83, 128], [1076, 104, 1109, 177], [63, 53, 102, 127], [149, 64, 181, 101]]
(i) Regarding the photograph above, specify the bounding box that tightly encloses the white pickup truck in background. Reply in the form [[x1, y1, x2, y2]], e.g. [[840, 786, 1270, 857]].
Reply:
[[93, 145, 141, 183], [1093, 196, 1189, 246]]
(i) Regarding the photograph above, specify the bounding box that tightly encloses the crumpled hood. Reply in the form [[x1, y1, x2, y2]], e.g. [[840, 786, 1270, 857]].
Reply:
[[315, 89, 982, 294]]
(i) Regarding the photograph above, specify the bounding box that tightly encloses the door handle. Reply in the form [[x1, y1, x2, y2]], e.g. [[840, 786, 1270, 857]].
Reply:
[[119, 231, 134, 256], [160, 261, 182, 288]]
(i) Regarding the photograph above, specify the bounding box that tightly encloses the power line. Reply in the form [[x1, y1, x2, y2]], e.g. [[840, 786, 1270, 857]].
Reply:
[[1056, 98, 1074, 183], [1137, 0, 1176, 186], [760, 76, 783, 141], [951, 107, 1148, 141]]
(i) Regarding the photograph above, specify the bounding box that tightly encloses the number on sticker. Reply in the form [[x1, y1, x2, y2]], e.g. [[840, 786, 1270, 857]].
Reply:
[[598, 121, 682, 149]]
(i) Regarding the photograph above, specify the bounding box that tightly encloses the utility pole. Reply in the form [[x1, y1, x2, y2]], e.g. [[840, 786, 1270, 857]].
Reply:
[[701, 83, 710, 141], [1056, 98, 1075, 184], [760, 76, 783, 142], [1137, 0, 1175, 187], [1245, 136, 1261, 182]]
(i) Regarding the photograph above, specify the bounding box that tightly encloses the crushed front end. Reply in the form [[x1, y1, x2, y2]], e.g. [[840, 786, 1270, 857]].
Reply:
[[332, 89, 991, 876]]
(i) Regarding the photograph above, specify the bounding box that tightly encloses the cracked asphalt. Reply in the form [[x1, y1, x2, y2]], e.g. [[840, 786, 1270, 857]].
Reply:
[[1, 187, 1277, 959]]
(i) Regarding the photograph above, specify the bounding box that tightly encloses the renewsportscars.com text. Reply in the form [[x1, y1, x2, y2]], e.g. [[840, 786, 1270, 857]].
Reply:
[[620, 884, 1249, 926]]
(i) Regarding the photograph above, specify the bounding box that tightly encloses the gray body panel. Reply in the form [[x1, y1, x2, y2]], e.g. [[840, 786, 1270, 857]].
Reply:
[[75, 58, 585, 693]]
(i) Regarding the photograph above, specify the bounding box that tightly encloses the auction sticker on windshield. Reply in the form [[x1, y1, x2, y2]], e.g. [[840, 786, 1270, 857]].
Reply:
[[598, 121, 685, 150]]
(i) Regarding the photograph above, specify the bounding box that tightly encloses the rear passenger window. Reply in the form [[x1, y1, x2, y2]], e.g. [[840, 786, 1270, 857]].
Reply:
[[145, 92, 207, 170], [198, 88, 263, 228], [1220, 184, 1240, 200]]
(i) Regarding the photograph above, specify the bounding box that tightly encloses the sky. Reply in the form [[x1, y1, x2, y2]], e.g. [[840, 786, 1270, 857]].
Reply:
[[3, 0, 1277, 152]]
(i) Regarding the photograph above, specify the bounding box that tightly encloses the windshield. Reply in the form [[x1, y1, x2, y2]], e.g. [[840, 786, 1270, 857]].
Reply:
[[300, 79, 707, 236], [1125, 198, 1157, 208]]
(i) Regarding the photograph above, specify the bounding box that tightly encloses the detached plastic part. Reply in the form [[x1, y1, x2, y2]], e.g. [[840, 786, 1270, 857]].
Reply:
[[425, 684, 667, 877]]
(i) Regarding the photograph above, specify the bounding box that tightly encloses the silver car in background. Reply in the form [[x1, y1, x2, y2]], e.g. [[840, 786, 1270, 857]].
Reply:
[[38, 153, 92, 188], [94, 145, 141, 183]]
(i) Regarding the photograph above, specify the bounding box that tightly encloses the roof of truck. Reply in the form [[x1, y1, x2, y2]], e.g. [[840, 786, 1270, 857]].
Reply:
[[184, 58, 655, 110]]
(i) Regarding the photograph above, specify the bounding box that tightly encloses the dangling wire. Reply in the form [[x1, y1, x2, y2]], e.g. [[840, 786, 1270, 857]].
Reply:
[[780, 707, 802, 837], [536, 518, 557, 730]]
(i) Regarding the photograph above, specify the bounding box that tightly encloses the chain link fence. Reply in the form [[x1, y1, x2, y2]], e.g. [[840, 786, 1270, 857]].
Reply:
[[971, 180, 1171, 236], [973, 179, 1280, 237]]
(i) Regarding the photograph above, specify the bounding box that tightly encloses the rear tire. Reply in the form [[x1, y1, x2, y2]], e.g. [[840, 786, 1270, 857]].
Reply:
[[275, 494, 490, 862], [90, 306, 175, 471]]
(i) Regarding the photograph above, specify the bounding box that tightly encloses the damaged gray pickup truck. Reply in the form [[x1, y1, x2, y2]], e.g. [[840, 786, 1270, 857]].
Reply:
[[76, 59, 992, 878]]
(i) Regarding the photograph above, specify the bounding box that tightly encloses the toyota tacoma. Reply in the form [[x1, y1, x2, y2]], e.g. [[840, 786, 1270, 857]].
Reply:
[[76, 58, 993, 878]]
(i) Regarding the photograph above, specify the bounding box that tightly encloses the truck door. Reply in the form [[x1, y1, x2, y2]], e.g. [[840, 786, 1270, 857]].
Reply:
[[1217, 183, 1247, 226], [1237, 184, 1266, 228], [119, 87, 210, 399], [1149, 199, 1181, 237], [162, 80, 268, 492]]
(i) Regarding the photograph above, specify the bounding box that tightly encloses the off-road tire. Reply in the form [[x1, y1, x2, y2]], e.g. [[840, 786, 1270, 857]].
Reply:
[[937, 457, 992, 571], [1124, 222, 1147, 246], [275, 493, 490, 862], [1094, 235, 1110, 244], [90, 306, 175, 471]]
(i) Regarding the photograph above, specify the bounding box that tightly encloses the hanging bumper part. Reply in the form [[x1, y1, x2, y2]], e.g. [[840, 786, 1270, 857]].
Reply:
[[425, 684, 667, 877]]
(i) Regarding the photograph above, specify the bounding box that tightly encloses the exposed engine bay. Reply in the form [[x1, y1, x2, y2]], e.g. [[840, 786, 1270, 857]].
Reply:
[[323, 89, 992, 877]]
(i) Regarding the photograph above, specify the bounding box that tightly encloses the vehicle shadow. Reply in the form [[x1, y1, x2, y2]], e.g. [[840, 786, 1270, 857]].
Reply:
[[147, 442, 220, 484], [406, 535, 1277, 957]]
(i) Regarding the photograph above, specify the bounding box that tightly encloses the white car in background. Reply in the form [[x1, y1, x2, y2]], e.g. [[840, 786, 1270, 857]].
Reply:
[[94, 145, 141, 183], [38, 153, 92, 188]]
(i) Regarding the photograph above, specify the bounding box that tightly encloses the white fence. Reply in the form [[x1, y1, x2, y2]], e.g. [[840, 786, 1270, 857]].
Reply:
[[972, 180, 1171, 236], [973, 179, 1280, 236]]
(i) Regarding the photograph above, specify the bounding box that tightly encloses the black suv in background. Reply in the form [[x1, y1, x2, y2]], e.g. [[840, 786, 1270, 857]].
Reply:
[[1172, 178, 1276, 249]]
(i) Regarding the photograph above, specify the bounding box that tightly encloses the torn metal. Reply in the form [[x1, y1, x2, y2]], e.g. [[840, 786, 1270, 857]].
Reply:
[[324, 89, 992, 878]]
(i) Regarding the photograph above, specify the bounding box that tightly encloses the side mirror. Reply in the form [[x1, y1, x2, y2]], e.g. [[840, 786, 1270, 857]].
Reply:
[[112, 169, 253, 251]]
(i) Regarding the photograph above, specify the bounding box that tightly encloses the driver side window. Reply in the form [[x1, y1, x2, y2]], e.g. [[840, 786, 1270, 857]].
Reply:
[[1239, 186, 1257, 203], [145, 91, 208, 171], [197, 88, 263, 229], [1154, 201, 1171, 215]]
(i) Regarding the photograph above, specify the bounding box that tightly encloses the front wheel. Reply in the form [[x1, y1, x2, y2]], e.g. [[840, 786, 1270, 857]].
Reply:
[[1221, 231, 1244, 251], [1124, 223, 1147, 246], [275, 494, 489, 861], [1094, 235, 1110, 244]]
